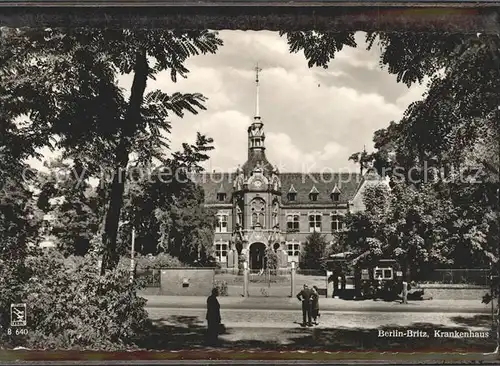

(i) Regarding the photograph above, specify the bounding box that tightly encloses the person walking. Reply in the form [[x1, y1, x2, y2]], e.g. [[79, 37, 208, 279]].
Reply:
[[206, 288, 221, 346], [296, 284, 313, 327], [311, 285, 320, 325]]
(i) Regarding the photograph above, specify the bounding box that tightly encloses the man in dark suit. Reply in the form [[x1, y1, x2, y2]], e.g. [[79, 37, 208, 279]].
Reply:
[[206, 288, 221, 346], [296, 284, 314, 326]]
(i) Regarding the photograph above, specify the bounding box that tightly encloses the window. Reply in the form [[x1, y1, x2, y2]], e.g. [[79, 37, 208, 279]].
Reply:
[[286, 214, 300, 232], [331, 214, 344, 232], [287, 243, 300, 257], [251, 198, 265, 228], [215, 214, 228, 233], [217, 193, 226, 202], [215, 242, 228, 263], [374, 268, 393, 280], [331, 192, 340, 202], [287, 192, 296, 201], [308, 214, 322, 232]]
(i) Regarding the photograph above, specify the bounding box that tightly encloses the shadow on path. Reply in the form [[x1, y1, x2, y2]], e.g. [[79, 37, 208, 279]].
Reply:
[[451, 314, 493, 329], [135, 315, 496, 353]]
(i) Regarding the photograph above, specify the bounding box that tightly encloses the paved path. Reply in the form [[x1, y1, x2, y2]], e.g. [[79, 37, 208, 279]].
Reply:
[[143, 295, 491, 314]]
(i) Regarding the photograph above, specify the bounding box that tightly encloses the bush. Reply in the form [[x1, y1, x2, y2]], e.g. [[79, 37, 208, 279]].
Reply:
[[3, 250, 151, 350], [0, 259, 30, 348], [134, 253, 185, 272], [214, 280, 228, 296]]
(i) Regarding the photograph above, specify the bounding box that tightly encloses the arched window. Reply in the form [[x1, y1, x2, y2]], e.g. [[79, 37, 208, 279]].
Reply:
[[251, 198, 266, 228]]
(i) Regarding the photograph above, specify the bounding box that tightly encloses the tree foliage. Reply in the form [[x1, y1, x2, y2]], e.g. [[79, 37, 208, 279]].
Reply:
[[36, 158, 103, 256], [119, 133, 216, 265], [282, 32, 498, 288], [1, 28, 223, 273], [300, 232, 329, 270], [265, 246, 279, 276]]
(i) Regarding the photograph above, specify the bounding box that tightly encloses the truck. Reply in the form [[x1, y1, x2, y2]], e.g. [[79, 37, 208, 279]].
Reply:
[[326, 253, 406, 300]]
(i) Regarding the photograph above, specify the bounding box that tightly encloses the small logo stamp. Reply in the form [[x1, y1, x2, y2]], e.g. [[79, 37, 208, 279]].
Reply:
[[10, 303, 27, 327]]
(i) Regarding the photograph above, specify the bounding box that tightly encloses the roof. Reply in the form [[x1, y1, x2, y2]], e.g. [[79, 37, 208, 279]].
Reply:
[[331, 185, 341, 194], [280, 172, 362, 205], [190, 172, 236, 204], [329, 251, 354, 259], [192, 171, 363, 205], [241, 150, 273, 177], [216, 183, 226, 194]]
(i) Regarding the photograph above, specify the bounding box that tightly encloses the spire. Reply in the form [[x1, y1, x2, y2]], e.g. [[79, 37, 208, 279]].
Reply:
[[242, 64, 273, 177], [255, 63, 261, 119]]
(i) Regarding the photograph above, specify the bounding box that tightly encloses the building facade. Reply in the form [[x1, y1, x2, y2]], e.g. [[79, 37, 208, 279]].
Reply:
[[194, 67, 383, 270]]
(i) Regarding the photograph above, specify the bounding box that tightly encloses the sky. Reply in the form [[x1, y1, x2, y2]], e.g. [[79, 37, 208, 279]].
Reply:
[[29, 30, 429, 175]]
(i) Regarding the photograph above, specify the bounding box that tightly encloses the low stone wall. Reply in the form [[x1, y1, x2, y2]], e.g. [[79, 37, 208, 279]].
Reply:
[[159, 268, 216, 296]]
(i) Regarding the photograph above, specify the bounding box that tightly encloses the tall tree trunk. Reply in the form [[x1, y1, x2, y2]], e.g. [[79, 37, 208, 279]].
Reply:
[[101, 49, 148, 275], [495, 107, 500, 356], [496, 187, 500, 355]]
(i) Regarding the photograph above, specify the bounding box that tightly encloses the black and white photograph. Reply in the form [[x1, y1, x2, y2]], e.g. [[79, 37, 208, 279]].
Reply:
[[0, 23, 499, 359]]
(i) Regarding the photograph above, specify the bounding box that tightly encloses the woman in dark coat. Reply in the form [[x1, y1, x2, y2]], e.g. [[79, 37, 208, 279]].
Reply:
[[206, 288, 221, 345], [311, 286, 320, 325]]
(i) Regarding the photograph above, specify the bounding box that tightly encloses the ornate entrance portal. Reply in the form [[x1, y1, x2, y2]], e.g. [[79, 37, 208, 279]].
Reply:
[[249, 242, 266, 270]]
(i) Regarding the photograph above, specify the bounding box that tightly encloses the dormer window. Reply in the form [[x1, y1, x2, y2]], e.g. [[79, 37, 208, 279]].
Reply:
[[309, 185, 319, 201], [216, 183, 226, 202], [330, 185, 341, 202], [287, 184, 297, 202]]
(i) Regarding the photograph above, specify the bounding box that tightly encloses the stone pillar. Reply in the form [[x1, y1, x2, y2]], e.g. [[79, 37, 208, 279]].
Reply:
[[227, 249, 235, 269], [402, 281, 408, 304], [279, 249, 288, 269], [290, 261, 296, 297], [243, 261, 249, 297], [326, 270, 333, 299]]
